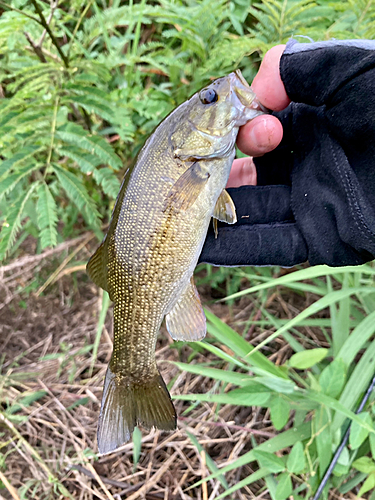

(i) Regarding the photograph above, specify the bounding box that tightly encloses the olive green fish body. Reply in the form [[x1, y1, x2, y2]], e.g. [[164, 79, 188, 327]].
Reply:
[[87, 71, 264, 453]]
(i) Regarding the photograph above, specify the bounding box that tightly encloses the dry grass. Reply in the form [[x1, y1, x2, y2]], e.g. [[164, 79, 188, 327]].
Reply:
[[0, 236, 337, 499]]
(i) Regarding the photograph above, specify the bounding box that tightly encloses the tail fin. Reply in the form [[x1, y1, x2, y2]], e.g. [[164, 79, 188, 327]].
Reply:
[[97, 366, 177, 454]]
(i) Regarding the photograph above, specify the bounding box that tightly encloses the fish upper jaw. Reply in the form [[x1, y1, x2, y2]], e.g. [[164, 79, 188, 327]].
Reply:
[[229, 70, 268, 127]]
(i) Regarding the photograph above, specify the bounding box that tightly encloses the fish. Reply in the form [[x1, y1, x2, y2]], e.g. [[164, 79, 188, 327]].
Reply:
[[86, 70, 265, 454]]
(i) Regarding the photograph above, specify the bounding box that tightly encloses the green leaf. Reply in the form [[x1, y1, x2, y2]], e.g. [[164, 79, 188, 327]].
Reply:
[[0, 146, 41, 179], [173, 362, 255, 387], [7, 390, 47, 414], [336, 446, 349, 467], [56, 123, 122, 170], [37, 183, 58, 248], [358, 472, 375, 497], [191, 423, 311, 488], [93, 167, 120, 198], [275, 472, 293, 500], [319, 358, 346, 398], [224, 265, 375, 302], [59, 147, 102, 173], [352, 457, 375, 474], [53, 164, 100, 227], [132, 427, 142, 469], [253, 450, 285, 473], [337, 309, 375, 367], [315, 406, 332, 477], [370, 432, 375, 459], [69, 95, 115, 122], [289, 349, 328, 369], [0, 183, 38, 260], [205, 309, 287, 378], [214, 468, 269, 500], [333, 339, 375, 430], [0, 162, 39, 199], [350, 412, 373, 450], [307, 391, 374, 433], [66, 397, 90, 411], [195, 341, 249, 369], [248, 287, 375, 358], [257, 376, 296, 394], [269, 396, 290, 430], [174, 386, 271, 407], [287, 441, 305, 474]]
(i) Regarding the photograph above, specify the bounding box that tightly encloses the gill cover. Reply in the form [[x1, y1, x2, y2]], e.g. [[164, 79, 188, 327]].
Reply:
[[172, 70, 265, 160]]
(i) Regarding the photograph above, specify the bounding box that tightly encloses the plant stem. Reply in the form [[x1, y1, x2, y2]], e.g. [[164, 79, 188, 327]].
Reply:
[[30, 0, 69, 68], [37, 0, 59, 48], [46, 95, 60, 171], [67, 0, 93, 58], [23, 31, 47, 63]]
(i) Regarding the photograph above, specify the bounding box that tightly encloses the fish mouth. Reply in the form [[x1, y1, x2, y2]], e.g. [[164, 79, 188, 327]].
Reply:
[[235, 69, 251, 88], [230, 70, 268, 124]]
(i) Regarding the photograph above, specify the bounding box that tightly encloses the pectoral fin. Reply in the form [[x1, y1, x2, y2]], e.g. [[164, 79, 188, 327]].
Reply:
[[212, 189, 237, 238], [86, 243, 108, 292], [164, 162, 209, 212], [166, 277, 206, 341], [213, 189, 237, 224]]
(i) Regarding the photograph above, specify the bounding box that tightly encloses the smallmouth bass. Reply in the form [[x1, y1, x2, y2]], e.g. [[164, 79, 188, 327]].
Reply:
[[87, 70, 264, 454]]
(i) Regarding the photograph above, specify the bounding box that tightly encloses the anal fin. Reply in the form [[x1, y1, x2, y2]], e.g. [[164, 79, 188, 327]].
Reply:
[[166, 277, 206, 341], [86, 243, 108, 292]]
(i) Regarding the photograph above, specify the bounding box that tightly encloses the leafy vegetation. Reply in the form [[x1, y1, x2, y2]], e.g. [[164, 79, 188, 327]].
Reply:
[[188, 264, 375, 498], [1, 0, 375, 259], [1, 0, 375, 499]]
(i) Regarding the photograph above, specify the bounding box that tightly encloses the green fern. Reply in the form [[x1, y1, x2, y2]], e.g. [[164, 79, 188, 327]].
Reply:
[[52, 164, 100, 229], [0, 183, 38, 260], [56, 123, 122, 171], [36, 183, 58, 249], [0, 0, 374, 263]]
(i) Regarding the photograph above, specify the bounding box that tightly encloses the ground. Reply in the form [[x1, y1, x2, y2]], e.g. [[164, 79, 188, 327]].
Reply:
[[0, 235, 354, 500]]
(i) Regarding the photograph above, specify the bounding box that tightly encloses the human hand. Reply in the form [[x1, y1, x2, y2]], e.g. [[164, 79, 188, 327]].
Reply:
[[200, 40, 375, 268], [227, 45, 290, 188]]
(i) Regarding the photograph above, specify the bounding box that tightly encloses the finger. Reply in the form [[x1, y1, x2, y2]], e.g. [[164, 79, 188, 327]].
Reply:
[[227, 157, 257, 188], [236, 115, 283, 157], [252, 44, 290, 111]]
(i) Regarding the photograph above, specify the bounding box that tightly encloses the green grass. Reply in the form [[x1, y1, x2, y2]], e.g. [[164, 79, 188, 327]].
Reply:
[[176, 264, 375, 499]]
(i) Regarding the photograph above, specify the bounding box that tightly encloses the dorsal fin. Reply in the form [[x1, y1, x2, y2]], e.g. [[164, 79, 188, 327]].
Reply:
[[86, 243, 108, 292]]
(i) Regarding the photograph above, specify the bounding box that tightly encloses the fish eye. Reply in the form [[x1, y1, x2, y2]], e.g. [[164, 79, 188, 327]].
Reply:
[[199, 88, 218, 105]]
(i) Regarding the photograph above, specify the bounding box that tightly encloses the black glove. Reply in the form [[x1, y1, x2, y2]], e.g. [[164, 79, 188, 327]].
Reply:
[[199, 40, 375, 267]]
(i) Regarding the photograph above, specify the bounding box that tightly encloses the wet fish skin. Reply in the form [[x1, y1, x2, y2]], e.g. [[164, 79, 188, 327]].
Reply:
[[87, 70, 264, 454]]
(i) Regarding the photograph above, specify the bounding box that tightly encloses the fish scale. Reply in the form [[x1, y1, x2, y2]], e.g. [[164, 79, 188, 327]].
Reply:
[[87, 70, 265, 453]]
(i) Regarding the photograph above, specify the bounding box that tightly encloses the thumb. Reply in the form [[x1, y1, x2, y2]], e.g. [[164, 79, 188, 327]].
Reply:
[[252, 45, 290, 111]]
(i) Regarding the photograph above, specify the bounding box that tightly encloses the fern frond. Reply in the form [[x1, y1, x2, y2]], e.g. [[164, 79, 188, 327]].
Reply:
[[56, 123, 122, 170], [67, 95, 115, 122], [93, 167, 121, 198], [0, 183, 38, 260], [0, 146, 42, 179], [64, 84, 109, 99], [53, 164, 100, 227], [36, 183, 58, 249], [58, 147, 102, 174], [0, 162, 40, 199]]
